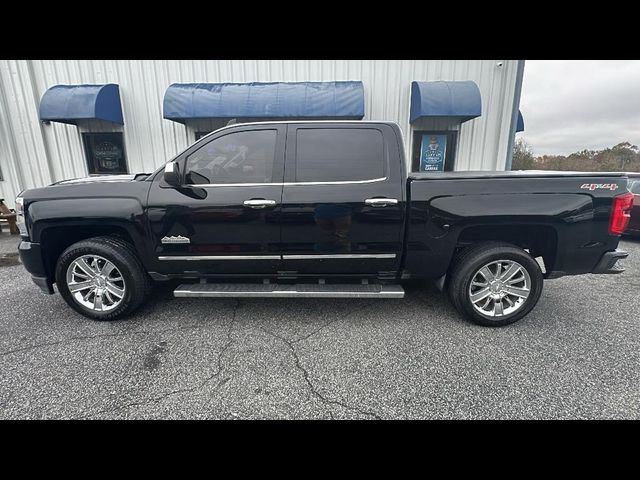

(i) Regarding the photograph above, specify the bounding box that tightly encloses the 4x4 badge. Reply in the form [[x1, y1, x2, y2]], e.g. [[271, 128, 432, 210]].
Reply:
[[580, 183, 619, 191], [161, 235, 191, 244]]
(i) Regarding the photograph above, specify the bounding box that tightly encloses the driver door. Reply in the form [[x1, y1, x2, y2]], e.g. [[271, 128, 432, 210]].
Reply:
[[146, 124, 286, 276]]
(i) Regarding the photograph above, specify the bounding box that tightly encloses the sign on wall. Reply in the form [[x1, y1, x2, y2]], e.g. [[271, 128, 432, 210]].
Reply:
[[419, 134, 447, 172], [82, 132, 128, 175]]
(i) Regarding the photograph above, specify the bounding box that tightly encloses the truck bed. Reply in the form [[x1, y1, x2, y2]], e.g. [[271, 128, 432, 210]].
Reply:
[[409, 170, 628, 181], [405, 169, 629, 281]]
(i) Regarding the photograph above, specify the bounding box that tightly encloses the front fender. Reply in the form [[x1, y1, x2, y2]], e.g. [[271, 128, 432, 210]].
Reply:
[[27, 198, 153, 269]]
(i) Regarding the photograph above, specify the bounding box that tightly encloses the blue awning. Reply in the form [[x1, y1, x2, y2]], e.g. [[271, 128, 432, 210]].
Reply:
[[410, 80, 482, 124], [516, 110, 525, 132], [39, 84, 124, 125], [163, 81, 365, 123]]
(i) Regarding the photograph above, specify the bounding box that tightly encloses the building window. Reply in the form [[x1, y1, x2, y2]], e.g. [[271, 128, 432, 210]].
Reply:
[[411, 131, 457, 172], [82, 132, 128, 175]]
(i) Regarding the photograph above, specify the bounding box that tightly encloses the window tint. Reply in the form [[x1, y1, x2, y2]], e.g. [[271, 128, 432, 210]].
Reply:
[[185, 130, 277, 184], [295, 128, 385, 182], [630, 180, 640, 194]]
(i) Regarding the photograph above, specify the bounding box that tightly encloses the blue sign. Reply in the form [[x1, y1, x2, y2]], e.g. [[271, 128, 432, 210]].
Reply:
[[420, 134, 447, 172]]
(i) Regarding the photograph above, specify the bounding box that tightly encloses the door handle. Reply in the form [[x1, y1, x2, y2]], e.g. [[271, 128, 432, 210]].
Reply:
[[243, 199, 277, 209], [365, 198, 399, 207]]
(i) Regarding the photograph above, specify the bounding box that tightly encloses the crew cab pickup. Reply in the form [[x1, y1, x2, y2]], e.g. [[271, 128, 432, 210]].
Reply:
[[15, 121, 633, 326]]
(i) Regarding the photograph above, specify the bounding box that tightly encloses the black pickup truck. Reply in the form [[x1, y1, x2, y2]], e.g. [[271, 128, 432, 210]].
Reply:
[[15, 121, 632, 326]]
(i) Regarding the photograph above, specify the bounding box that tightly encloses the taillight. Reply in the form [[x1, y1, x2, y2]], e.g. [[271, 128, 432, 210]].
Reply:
[[609, 192, 634, 235]]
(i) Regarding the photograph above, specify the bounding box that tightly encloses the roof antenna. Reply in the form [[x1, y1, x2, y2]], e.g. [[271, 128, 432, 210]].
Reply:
[[226, 118, 237, 126]]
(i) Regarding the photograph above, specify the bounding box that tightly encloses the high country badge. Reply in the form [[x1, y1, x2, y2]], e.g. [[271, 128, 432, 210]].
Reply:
[[161, 235, 191, 244]]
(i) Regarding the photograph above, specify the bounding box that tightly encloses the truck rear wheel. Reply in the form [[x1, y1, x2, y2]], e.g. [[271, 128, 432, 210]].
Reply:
[[447, 242, 543, 327], [55, 236, 151, 321]]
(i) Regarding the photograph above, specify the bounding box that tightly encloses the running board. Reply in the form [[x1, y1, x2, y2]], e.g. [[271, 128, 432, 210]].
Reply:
[[173, 283, 405, 299]]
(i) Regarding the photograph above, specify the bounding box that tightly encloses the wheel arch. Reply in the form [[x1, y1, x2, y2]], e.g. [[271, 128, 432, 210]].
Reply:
[[39, 223, 145, 284], [454, 224, 558, 276]]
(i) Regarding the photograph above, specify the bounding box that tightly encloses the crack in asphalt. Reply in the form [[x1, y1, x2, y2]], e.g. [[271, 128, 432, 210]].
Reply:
[[265, 327, 382, 420], [4, 297, 379, 419], [79, 300, 241, 419], [90, 302, 375, 419], [260, 308, 381, 420], [291, 303, 372, 344]]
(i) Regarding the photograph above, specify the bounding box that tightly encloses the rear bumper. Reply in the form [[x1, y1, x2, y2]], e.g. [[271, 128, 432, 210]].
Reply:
[[18, 241, 54, 294], [591, 249, 628, 274]]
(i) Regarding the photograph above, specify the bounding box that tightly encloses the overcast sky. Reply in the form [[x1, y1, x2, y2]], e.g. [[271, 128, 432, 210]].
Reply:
[[518, 60, 640, 156]]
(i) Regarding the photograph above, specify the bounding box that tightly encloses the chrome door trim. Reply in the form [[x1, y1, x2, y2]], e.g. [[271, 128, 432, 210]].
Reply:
[[184, 177, 387, 188], [282, 253, 396, 260], [283, 177, 387, 186], [158, 255, 281, 261], [186, 182, 280, 187], [158, 253, 396, 261]]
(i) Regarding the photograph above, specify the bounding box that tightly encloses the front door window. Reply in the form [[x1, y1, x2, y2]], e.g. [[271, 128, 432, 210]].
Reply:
[[185, 130, 277, 185]]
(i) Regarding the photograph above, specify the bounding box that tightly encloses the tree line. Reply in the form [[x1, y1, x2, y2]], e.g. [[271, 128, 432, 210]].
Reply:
[[512, 139, 640, 172]]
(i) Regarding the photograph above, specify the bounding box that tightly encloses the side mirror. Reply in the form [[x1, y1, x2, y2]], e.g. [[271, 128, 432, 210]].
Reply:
[[164, 162, 181, 186]]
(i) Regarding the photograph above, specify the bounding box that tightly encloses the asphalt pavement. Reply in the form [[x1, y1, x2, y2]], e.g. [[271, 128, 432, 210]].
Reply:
[[1, 232, 639, 419]]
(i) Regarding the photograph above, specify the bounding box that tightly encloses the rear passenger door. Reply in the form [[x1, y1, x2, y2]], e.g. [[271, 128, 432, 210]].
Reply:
[[280, 123, 405, 276]]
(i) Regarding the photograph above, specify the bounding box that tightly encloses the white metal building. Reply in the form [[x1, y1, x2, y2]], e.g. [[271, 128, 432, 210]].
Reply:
[[0, 60, 525, 209]]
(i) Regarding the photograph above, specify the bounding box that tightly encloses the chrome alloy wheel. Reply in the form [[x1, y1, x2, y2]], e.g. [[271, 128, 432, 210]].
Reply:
[[468, 260, 531, 318], [66, 255, 126, 312]]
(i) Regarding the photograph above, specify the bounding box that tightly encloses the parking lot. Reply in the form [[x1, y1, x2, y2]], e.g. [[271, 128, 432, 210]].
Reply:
[[1, 233, 639, 419]]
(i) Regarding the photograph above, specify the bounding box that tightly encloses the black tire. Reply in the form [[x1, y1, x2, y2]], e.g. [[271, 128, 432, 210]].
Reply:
[[99, 235, 154, 299], [55, 236, 151, 321], [447, 242, 543, 327]]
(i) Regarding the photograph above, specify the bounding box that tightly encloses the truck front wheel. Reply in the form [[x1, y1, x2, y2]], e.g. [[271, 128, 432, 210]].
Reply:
[[447, 242, 544, 327], [55, 236, 151, 321]]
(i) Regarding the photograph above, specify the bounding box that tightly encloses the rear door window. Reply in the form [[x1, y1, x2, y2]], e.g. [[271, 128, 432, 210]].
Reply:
[[295, 128, 385, 182]]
